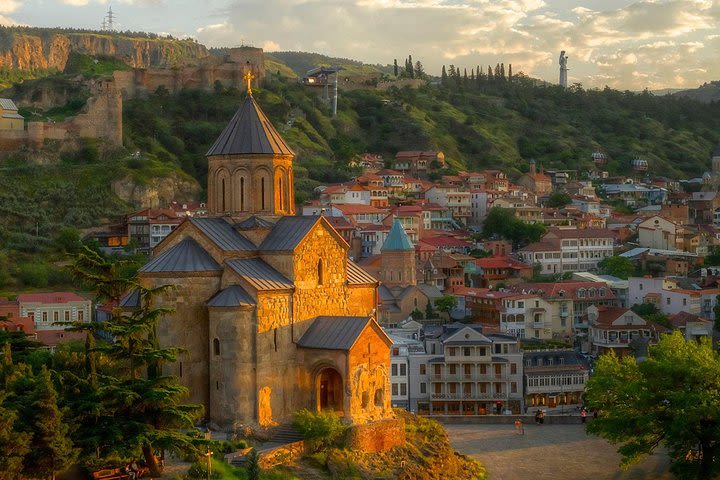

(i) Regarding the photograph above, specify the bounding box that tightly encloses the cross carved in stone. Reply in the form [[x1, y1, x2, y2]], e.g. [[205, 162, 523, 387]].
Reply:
[[244, 71, 255, 95]]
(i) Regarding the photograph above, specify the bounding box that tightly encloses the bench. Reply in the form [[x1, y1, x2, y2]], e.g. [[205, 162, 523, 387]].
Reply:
[[91, 468, 130, 480]]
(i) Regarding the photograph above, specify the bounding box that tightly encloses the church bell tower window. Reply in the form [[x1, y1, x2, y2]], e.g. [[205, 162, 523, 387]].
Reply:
[[317, 259, 324, 285], [261, 177, 266, 210]]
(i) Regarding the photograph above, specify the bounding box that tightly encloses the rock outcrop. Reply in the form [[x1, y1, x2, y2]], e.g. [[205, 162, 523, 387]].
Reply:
[[0, 30, 208, 71], [112, 172, 200, 209]]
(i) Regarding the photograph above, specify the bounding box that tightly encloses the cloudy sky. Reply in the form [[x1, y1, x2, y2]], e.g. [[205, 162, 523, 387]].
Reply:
[[3, 0, 719, 89]]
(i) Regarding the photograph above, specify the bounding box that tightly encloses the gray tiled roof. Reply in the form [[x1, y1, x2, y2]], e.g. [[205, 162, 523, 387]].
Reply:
[[378, 285, 395, 302], [226, 258, 294, 291], [140, 237, 222, 273], [207, 285, 256, 307], [206, 94, 294, 156], [189, 217, 256, 252], [235, 215, 275, 230], [347, 260, 377, 285], [119, 289, 140, 308], [259, 216, 319, 251], [297, 316, 372, 350]]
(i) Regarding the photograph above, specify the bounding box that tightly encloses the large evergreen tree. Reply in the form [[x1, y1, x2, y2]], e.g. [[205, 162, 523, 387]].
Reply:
[[0, 394, 30, 479], [23, 367, 79, 480], [441, 65, 447, 85], [393, 58, 398, 77]]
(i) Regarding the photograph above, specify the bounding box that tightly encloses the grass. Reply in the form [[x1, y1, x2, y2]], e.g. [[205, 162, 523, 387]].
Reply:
[[208, 458, 304, 480]]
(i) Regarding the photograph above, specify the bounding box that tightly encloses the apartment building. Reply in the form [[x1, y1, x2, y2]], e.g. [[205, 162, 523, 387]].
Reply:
[[408, 323, 524, 415], [523, 349, 589, 409], [587, 305, 667, 357], [517, 227, 615, 274]]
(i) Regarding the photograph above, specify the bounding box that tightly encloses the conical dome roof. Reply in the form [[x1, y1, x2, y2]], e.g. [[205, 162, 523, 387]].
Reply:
[[206, 94, 294, 156], [382, 219, 414, 251]]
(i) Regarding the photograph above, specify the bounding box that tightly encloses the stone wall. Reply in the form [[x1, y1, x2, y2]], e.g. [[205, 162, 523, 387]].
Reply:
[[347, 323, 393, 423], [113, 47, 265, 98], [258, 441, 305, 468], [346, 418, 406, 453]]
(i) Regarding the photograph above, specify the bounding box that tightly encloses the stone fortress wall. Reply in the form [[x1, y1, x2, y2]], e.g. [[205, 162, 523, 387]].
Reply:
[[0, 47, 265, 151]]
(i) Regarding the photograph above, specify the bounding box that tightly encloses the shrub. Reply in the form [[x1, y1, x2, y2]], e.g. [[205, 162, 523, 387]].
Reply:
[[186, 462, 221, 479], [292, 409, 347, 452], [18, 263, 49, 288]]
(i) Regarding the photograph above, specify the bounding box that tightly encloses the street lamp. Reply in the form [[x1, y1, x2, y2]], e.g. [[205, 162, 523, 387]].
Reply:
[[205, 446, 213, 480]]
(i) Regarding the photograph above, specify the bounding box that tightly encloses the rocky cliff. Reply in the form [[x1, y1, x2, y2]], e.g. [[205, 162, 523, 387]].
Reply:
[[0, 30, 208, 71]]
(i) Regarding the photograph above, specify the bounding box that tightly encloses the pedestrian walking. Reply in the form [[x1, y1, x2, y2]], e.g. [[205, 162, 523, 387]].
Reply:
[[581, 408, 587, 424], [514, 418, 524, 435], [534, 410, 541, 425], [538, 410, 545, 425]]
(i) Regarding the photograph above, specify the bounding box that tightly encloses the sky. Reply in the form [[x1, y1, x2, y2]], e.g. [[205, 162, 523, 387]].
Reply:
[[2, 0, 719, 90]]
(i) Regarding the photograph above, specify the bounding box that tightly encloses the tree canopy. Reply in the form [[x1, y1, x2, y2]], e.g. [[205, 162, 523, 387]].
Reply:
[[585, 331, 720, 479], [482, 207, 547, 247], [598, 255, 636, 280]]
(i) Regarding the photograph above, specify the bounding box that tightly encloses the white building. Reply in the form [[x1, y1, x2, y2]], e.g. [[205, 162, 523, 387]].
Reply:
[[18, 292, 91, 331], [517, 228, 615, 275]]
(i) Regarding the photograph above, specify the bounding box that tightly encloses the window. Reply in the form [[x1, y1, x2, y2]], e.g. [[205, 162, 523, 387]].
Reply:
[[78, 310, 84, 322], [511, 382, 517, 393], [392, 383, 398, 396], [400, 364, 406, 376], [391, 364, 398, 376], [64, 311, 70, 321], [42, 312, 47, 322], [53, 311, 59, 322], [463, 347, 471, 357], [179, 362, 183, 378], [400, 383, 407, 396], [213, 338, 220, 356], [667, 297, 671, 305], [419, 364, 426, 375], [317, 259, 324, 285], [683, 298, 687, 306], [420, 382, 426, 394], [511, 363, 517, 375]]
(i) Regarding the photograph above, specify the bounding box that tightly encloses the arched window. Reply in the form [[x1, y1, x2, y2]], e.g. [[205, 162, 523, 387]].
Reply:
[[221, 178, 226, 212], [278, 175, 284, 212], [213, 338, 220, 356], [317, 259, 324, 285], [240, 177, 245, 211], [261, 177, 267, 210]]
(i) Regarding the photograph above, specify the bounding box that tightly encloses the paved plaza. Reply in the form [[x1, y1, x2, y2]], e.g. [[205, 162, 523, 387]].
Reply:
[[445, 423, 673, 480]]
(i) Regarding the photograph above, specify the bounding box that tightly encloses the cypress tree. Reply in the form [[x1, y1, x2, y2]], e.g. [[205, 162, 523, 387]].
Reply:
[[487, 65, 494, 82], [470, 70, 475, 82], [408, 55, 414, 78], [393, 59, 398, 77], [441, 65, 448, 85], [500, 63, 506, 81], [495, 63, 501, 79], [508, 64, 513, 82], [463, 68, 468, 84], [414, 60, 425, 79]]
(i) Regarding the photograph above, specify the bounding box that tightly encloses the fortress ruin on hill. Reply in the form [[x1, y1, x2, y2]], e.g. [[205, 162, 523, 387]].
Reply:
[[0, 47, 265, 151]]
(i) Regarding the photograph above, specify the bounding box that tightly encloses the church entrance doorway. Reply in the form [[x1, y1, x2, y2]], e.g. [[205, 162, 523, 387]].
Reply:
[[317, 368, 343, 413]]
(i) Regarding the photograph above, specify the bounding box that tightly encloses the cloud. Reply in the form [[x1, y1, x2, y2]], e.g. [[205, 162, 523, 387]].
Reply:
[[0, 0, 20, 14]]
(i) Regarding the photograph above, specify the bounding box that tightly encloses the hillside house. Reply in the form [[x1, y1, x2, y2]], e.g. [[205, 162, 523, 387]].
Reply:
[[0, 99, 24, 130]]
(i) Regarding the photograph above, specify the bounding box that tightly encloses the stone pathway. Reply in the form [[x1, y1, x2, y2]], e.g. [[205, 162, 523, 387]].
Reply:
[[445, 423, 673, 480]]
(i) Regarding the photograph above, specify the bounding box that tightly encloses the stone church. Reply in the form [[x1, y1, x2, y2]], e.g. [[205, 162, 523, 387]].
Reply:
[[132, 87, 394, 429]]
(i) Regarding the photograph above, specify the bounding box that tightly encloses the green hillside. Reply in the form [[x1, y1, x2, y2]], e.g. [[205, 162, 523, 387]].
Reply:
[[122, 70, 720, 202], [266, 51, 392, 77]]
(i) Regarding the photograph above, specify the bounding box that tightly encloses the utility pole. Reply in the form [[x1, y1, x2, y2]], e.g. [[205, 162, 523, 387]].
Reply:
[[106, 6, 115, 32]]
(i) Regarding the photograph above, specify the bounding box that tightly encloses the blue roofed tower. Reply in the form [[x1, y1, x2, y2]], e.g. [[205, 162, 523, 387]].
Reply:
[[206, 76, 294, 217], [380, 219, 416, 288]]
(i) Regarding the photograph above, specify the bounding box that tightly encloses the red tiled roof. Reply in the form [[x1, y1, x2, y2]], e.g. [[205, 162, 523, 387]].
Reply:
[[474, 256, 532, 270], [333, 204, 388, 215], [18, 292, 88, 304], [545, 227, 616, 239]]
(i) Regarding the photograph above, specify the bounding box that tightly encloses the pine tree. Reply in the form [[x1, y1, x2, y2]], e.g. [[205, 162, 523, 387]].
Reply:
[[0, 393, 30, 479], [407, 55, 414, 78], [495, 63, 501, 80], [23, 367, 79, 480], [425, 300, 435, 320], [508, 64, 512, 82], [500, 63, 506, 81], [393, 58, 398, 77], [448, 64, 456, 79], [441, 65, 447, 85], [463, 68, 468, 84], [487, 65, 494, 82]]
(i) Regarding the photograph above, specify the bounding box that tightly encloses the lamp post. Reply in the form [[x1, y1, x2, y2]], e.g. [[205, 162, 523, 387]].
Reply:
[[205, 446, 213, 480]]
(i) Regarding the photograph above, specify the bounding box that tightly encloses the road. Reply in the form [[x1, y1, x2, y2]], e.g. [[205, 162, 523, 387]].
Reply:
[[445, 423, 673, 480]]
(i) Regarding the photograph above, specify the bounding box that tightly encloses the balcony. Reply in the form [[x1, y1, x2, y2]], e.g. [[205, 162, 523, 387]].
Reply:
[[431, 373, 500, 381], [431, 392, 506, 400]]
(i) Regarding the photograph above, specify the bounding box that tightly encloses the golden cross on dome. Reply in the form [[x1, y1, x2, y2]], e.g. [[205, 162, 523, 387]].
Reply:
[[243, 71, 255, 95]]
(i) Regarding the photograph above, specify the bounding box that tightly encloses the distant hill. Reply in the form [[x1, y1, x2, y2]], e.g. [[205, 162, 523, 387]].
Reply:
[[265, 51, 392, 78], [674, 81, 720, 103]]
